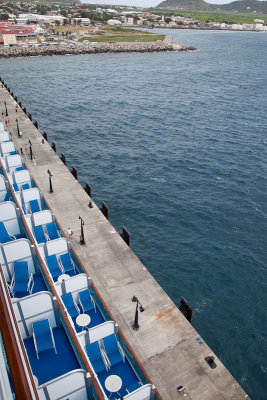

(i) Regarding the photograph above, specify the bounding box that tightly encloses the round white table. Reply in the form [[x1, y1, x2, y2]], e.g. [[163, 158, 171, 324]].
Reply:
[[76, 313, 91, 329], [105, 375, 122, 397], [57, 274, 70, 282]]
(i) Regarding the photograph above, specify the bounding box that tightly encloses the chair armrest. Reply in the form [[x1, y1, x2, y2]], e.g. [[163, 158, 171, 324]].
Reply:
[[27, 273, 34, 294]]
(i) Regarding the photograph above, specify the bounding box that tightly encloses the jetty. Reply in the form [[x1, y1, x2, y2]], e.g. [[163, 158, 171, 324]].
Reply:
[[0, 40, 195, 59], [0, 82, 248, 400]]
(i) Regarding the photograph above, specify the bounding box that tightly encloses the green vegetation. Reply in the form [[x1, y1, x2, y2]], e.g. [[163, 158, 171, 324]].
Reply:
[[78, 28, 165, 43], [152, 9, 266, 24]]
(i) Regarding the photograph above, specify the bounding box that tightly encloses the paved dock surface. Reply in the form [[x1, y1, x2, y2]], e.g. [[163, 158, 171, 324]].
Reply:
[[1, 85, 249, 400]]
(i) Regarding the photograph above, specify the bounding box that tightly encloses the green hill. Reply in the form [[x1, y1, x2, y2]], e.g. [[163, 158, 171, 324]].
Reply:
[[220, 1, 267, 13], [157, 0, 213, 10], [157, 0, 267, 13]]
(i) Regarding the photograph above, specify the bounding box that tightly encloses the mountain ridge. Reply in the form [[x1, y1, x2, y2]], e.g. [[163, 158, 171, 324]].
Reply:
[[156, 0, 267, 13]]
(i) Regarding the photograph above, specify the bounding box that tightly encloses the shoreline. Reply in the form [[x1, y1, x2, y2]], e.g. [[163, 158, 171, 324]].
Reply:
[[0, 41, 196, 59]]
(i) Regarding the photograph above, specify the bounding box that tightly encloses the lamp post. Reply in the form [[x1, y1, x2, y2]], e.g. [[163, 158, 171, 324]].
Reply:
[[29, 140, 33, 161], [4, 101, 8, 117], [16, 118, 20, 137], [79, 216, 85, 245], [47, 169, 53, 193], [131, 296, 145, 331]]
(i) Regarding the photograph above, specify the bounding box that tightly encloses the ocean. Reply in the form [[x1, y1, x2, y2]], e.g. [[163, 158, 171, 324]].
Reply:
[[0, 29, 266, 399]]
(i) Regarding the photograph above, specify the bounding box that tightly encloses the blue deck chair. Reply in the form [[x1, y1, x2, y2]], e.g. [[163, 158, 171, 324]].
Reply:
[[10, 151, 17, 155], [0, 221, 16, 243], [46, 255, 62, 279], [46, 222, 59, 240], [85, 341, 108, 373], [32, 319, 57, 360], [61, 293, 80, 318], [29, 199, 40, 213], [16, 167, 23, 171], [22, 183, 30, 190], [33, 225, 47, 244], [12, 183, 19, 192], [102, 334, 125, 367], [60, 253, 75, 274], [78, 289, 96, 313], [10, 261, 34, 296]]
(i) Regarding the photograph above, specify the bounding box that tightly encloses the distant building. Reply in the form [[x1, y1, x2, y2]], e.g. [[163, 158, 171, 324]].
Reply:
[[107, 19, 122, 26]]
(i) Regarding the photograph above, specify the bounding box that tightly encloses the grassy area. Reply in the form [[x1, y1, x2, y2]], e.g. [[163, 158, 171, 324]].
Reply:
[[152, 9, 266, 24], [77, 26, 165, 43]]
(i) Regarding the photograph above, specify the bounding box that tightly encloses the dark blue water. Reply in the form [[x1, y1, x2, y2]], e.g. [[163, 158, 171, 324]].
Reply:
[[1, 29, 266, 399]]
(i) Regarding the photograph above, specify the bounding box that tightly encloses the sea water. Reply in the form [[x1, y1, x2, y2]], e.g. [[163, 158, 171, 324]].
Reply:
[[0, 29, 266, 399]]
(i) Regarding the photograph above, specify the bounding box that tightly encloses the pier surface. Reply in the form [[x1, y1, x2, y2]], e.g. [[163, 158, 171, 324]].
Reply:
[[1, 85, 249, 400]]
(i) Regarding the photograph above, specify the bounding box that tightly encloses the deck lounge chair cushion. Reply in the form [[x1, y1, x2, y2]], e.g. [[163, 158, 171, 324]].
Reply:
[[60, 253, 74, 273], [29, 199, 40, 213], [61, 293, 80, 318], [85, 342, 107, 373], [46, 255, 62, 279], [78, 289, 95, 313], [102, 334, 124, 367], [0, 221, 13, 243], [46, 222, 59, 240], [32, 319, 57, 358], [12, 261, 31, 294], [33, 225, 46, 244]]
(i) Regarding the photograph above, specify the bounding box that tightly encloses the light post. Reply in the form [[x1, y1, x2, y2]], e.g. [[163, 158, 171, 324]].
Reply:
[[29, 140, 33, 160], [131, 296, 145, 331], [79, 216, 85, 245], [4, 101, 8, 117], [16, 118, 20, 137], [47, 169, 53, 193]]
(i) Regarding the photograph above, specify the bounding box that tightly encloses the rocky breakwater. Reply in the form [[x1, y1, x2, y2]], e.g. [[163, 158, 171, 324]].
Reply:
[[0, 41, 195, 58]]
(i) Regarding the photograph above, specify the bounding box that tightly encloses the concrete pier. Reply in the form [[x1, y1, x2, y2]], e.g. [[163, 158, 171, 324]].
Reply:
[[1, 84, 249, 400]]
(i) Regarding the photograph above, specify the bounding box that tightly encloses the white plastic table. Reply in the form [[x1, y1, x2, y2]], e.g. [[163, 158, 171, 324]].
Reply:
[[105, 375, 122, 398], [76, 313, 91, 329], [57, 274, 70, 282]]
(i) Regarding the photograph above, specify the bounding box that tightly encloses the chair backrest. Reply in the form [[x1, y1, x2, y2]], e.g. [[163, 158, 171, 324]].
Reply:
[[12, 183, 19, 192], [32, 319, 54, 353], [78, 289, 94, 312], [60, 253, 73, 272], [86, 341, 102, 363], [33, 225, 46, 244], [61, 292, 79, 317], [0, 221, 11, 243], [22, 183, 30, 190], [103, 334, 118, 354], [14, 261, 29, 282], [46, 255, 60, 274], [46, 222, 59, 240], [29, 199, 40, 213]]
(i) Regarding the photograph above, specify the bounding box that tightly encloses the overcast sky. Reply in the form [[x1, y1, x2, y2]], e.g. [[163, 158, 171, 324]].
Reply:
[[80, 0, 237, 7]]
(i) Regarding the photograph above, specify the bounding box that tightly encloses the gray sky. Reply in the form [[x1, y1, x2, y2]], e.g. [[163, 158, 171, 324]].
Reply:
[[80, 0, 237, 7]]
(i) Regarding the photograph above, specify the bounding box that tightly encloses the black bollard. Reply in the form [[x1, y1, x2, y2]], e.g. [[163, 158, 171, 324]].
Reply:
[[179, 297, 194, 323], [28, 113, 32, 121], [121, 226, 130, 246], [51, 142, 56, 153], [205, 356, 217, 369], [43, 131, 48, 141], [100, 202, 109, 220], [60, 153, 66, 165], [71, 167, 78, 180], [34, 120, 38, 129], [23, 107, 27, 114], [84, 182, 92, 198]]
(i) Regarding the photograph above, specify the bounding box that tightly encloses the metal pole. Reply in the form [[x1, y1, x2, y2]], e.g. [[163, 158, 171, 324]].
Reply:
[[47, 170, 53, 193], [79, 216, 85, 245], [16, 118, 19, 137], [29, 140, 33, 161], [133, 301, 139, 330], [4, 101, 8, 117]]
